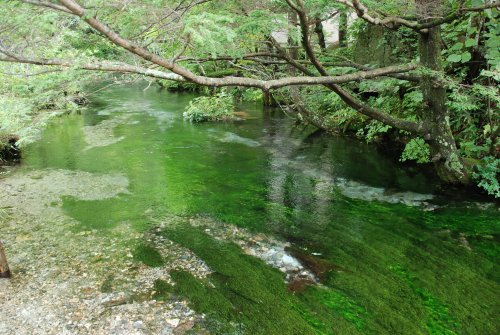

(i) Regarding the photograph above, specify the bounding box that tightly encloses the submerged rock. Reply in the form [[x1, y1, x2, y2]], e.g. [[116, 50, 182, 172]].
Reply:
[[333, 179, 434, 206], [145, 111, 176, 131], [187, 216, 317, 284], [0, 169, 209, 335], [83, 115, 129, 150], [218, 132, 261, 147]]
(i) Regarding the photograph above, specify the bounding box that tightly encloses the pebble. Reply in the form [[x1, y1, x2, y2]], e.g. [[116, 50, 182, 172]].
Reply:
[[133, 320, 144, 329], [165, 318, 180, 327]]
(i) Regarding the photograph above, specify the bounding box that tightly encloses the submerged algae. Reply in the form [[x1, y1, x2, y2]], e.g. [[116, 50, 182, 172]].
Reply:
[[17, 84, 499, 335], [163, 225, 322, 335]]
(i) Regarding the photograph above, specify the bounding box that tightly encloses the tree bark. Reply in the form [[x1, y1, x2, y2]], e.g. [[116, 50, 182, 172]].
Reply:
[[0, 240, 11, 278], [287, 10, 299, 74], [418, 3, 470, 184], [262, 89, 277, 107], [314, 18, 327, 50]]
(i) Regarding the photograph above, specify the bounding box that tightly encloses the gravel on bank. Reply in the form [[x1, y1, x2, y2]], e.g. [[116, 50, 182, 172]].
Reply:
[[0, 169, 209, 335]]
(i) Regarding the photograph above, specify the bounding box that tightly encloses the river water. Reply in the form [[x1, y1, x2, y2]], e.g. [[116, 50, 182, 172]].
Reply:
[[21, 85, 499, 334]]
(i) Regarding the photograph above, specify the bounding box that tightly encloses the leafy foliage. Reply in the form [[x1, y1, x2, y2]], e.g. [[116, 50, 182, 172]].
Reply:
[[400, 138, 431, 164], [183, 92, 235, 122], [183, 12, 237, 57], [0, 0, 499, 194], [473, 157, 500, 197]]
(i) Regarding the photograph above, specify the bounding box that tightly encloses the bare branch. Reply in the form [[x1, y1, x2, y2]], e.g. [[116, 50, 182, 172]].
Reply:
[[418, 1, 500, 29], [0, 54, 186, 81], [334, 0, 420, 30]]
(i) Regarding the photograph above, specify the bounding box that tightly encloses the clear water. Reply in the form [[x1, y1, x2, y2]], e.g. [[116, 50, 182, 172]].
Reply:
[[24, 85, 499, 334]]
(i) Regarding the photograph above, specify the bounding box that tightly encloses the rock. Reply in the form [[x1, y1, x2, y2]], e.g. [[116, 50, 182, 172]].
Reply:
[[165, 318, 180, 327], [174, 320, 195, 334], [133, 320, 144, 329], [281, 254, 301, 268], [101, 293, 128, 307], [218, 132, 261, 147], [160, 326, 174, 335]]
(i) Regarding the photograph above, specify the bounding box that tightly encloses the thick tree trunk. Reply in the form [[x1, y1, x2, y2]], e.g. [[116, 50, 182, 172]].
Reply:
[[418, 18, 470, 184], [0, 240, 11, 278]]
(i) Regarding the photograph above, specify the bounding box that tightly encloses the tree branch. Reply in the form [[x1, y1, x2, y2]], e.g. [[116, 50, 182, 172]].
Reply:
[[334, 0, 499, 32], [0, 53, 417, 90], [334, 0, 420, 30], [0, 54, 186, 81], [18, 0, 73, 13], [292, 0, 426, 134], [417, 1, 500, 29]]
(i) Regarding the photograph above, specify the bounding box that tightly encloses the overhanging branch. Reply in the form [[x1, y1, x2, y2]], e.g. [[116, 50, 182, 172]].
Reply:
[[290, 0, 426, 134], [334, 0, 499, 32], [0, 53, 417, 89]]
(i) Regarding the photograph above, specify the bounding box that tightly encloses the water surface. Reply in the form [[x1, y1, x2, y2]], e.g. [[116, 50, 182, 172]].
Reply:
[[24, 85, 499, 334]]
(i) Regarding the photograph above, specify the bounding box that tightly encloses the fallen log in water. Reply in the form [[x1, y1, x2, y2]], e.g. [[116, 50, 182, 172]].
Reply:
[[0, 240, 11, 278]]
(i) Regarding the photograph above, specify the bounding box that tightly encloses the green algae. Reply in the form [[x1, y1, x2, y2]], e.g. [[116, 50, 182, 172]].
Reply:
[[391, 265, 459, 334], [163, 225, 320, 335], [132, 244, 164, 267], [21, 84, 500, 334], [152, 279, 174, 301], [319, 289, 367, 331]]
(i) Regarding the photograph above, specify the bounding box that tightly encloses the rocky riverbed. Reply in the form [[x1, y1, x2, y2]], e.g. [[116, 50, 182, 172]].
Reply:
[[0, 169, 210, 335], [0, 168, 320, 335]]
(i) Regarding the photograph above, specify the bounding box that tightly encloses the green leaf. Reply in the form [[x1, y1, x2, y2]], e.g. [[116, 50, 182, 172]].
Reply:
[[465, 39, 476, 48], [447, 54, 462, 63], [467, 26, 478, 34], [461, 51, 472, 62], [483, 124, 491, 136], [450, 42, 463, 51]]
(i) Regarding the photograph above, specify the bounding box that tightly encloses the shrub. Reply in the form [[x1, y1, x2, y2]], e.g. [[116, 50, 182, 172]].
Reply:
[[400, 137, 431, 164], [473, 157, 500, 198], [183, 92, 235, 122]]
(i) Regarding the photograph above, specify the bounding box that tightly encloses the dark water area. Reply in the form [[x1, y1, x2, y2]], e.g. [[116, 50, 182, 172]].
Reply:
[[23, 84, 499, 334]]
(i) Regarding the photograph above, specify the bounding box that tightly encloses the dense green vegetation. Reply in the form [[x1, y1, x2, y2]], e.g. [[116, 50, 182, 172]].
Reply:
[[0, 2, 499, 333], [183, 92, 236, 122], [0, 0, 498, 194]]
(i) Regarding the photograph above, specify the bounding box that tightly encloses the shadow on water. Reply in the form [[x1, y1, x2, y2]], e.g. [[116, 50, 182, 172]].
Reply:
[[23, 84, 499, 334]]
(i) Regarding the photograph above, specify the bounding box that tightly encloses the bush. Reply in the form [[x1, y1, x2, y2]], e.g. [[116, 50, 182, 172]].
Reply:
[[183, 92, 235, 122], [400, 137, 431, 164], [473, 157, 500, 198]]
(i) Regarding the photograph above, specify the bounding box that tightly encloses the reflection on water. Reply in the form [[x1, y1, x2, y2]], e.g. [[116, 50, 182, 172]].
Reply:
[[23, 84, 499, 334]]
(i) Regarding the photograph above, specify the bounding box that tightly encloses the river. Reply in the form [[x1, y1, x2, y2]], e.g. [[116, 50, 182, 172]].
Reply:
[[1, 84, 498, 334]]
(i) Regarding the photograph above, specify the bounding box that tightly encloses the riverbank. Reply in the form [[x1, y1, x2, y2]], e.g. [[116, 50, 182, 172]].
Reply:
[[0, 167, 325, 334], [0, 168, 208, 334]]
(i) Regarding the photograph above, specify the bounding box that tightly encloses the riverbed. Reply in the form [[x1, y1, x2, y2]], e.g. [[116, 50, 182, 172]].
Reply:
[[0, 84, 498, 335]]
